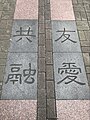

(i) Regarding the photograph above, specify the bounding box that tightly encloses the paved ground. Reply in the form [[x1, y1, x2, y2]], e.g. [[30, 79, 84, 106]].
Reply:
[[0, 0, 90, 120]]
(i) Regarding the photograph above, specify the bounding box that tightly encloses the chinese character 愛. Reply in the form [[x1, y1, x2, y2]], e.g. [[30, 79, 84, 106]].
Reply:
[[5, 63, 36, 85], [55, 28, 77, 43], [57, 63, 86, 85]]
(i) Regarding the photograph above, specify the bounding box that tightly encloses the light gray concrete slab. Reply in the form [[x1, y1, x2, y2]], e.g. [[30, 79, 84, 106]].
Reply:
[[8, 20, 38, 53], [52, 20, 81, 53], [1, 53, 37, 100], [53, 53, 90, 99]]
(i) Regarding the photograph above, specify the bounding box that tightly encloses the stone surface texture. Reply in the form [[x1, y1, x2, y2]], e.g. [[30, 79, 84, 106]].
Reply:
[[0, 0, 90, 120], [72, 0, 90, 87], [9, 20, 38, 53], [37, 0, 57, 119], [0, 0, 16, 98], [14, 0, 38, 19], [1, 53, 37, 100], [52, 21, 81, 52], [54, 53, 90, 99], [0, 100, 37, 120], [51, 0, 75, 20], [57, 100, 90, 120], [0, 100, 89, 120]]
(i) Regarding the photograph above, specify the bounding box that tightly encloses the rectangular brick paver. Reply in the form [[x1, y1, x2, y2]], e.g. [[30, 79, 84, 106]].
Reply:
[[37, 0, 57, 119]]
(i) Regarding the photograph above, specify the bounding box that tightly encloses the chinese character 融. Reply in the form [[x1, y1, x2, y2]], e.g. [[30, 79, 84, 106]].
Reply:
[[23, 63, 36, 84], [5, 64, 22, 84], [5, 63, 36, 85], [57, 63, 86, 85], [55, 28, 77, 43], [13, 27, 36, 43]]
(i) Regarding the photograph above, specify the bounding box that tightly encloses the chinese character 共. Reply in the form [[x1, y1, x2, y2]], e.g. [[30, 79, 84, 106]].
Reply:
[[13, 27, 36, 43]]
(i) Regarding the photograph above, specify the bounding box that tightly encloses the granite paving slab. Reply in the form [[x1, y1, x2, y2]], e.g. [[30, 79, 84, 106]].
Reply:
[[8, 20, 38, 53], [51, 0, 75, 20], [52, 20, 81, 53], [14, 0, 38, 19], [1, 53, 37, 100], [56, 100, 90, 120], [0, 100, 37, 120], [53, 53, 90, 99]]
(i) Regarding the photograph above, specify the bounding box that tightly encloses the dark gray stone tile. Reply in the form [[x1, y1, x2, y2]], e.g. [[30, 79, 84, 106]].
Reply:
[[38, 58, 45, 72], [77, 0, 83, 3], [53, 53, 90, 99], [87, 74, 90, 86], [76, 21, 89, 30], [0, 0, 6, 3], [0, 59, 7, 65], [0, 40, 10, 52], [81, 12, 87, 20], [78, 31, 86, 40], [46, 29, 52, 40], [46, 40, 53, 52], [47, 99, 57, 119], [37, 88, 46, 108], [37, 108, 46, 120], [0, 52, 7, 59], [73, 4, 85, 12], [47, 81, 55, 99], [38, 33, 45, 45], [84, 3, 90, 12], [72, 0, 78, 4], [87, 12, 90, 20], [9, 20, 38, 53], [0, 66, 5, 82], [82, 47, 90, 52], [38, 14, 44, 23], [1, 53, 37, 100], [52, 21, 81, 53], [37, 73, 45, 89], [39, 23, 45, 33], [39, 0, 44, 7], [46, 65, 53, 80], [0, 3, 4, 10], [38, 46, 45, 58], [3, 2, 15, 11], [1, 11, 14, 19], [74, 11, 81, 20], [83, 0, 90, 4], [46, 52, 53, 64]]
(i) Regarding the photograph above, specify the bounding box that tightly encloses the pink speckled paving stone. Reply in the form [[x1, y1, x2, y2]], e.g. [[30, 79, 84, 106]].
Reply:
[[0, 100, 37, 120], [51, 0, 75, 20], [56, 100, 90, 120], [14, 0, 38, 19]]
